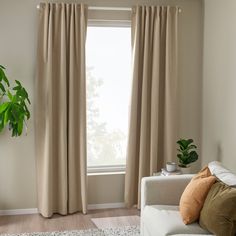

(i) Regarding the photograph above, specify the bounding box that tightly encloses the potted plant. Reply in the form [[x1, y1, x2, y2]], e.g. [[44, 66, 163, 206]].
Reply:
[[0, 65, 30, 136], [177, 138, 198, 174]]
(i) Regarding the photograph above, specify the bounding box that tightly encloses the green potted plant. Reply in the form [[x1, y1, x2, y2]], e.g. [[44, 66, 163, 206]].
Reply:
[[177, 138, 198, 174], [0, 65, 30, 136]]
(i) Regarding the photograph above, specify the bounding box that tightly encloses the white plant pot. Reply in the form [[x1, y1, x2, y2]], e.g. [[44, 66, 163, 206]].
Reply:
[[180, 166, 191, 174], [166, 162, 177, 172]]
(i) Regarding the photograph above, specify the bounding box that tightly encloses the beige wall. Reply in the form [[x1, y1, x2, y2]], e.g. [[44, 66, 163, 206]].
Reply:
[[88, 174, 125, 204], [0, 0, 203, 210], [202, 0, 236, 173]]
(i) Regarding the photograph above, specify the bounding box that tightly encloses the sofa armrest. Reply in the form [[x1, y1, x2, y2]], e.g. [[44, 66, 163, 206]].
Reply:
[[141, 174, 194, 211]]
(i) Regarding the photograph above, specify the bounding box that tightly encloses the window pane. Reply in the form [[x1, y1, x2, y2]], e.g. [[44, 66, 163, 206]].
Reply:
[[86, 26, 131, 167]]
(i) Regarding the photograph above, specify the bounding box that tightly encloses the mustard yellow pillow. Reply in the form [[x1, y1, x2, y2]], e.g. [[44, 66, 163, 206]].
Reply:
[[179, 167, 216, 224]]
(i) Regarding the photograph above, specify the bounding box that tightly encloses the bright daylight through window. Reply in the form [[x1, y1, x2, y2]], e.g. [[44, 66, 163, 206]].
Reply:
[[86, 26, 131, 170]]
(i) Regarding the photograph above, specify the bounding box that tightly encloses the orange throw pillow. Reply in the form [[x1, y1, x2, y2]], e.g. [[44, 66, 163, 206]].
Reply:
[[179, 166, 216, 224]]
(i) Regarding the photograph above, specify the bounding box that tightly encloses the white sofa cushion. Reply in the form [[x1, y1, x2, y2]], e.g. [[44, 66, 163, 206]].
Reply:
[[208, 161, 236, 186], [142, 205, 211, 236]]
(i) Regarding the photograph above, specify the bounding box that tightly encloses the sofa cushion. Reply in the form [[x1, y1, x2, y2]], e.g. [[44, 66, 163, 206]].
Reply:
[[142, 205, 211, 236], [199, 181, 236, 236], [208, 161, 236, 186], [179, 167, 216, 224]]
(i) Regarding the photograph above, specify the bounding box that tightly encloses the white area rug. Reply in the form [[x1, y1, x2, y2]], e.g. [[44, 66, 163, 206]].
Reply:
[[0, 226, 140, 236], [91, 216, 140, 229]]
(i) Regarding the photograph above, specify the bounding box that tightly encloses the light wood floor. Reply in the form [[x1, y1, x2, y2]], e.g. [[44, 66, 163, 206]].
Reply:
[[0, 208, 140, 234]]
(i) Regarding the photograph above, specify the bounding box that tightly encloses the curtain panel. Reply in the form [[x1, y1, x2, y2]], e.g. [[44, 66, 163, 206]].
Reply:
[[35, 3, 87, 217], [125, 5, 179, 208]]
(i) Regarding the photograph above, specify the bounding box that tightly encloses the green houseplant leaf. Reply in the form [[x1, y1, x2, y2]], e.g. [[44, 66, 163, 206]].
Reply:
[[0, 65, 30, 137], [176, 138, 198, 168]]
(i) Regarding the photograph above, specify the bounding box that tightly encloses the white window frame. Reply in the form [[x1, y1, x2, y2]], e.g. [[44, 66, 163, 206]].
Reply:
[[87, 165, 126, 174], [86, 19, 131, 174], [88, 19, 131, 28]]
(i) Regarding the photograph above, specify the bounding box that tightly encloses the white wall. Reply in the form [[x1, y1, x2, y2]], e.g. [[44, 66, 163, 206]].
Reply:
[[202, 0, 236, 173], [0, 0, 203, 210]]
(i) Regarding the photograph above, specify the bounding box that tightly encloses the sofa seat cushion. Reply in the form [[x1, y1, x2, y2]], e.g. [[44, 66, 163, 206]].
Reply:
[[142, 205, 211, 236]]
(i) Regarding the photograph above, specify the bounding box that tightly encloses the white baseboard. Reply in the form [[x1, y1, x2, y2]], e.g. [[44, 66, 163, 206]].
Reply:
[[0, 203, 125, 216], [0, 208, 38, 216], [88, 202, 126, 210]]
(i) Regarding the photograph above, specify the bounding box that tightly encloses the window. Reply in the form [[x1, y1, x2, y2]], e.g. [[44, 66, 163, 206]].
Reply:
[[86, 25, 131, 172]]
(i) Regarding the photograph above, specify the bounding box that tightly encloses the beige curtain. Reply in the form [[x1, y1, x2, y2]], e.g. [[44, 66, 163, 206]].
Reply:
[[35, 3, 87, 217], [125, 5, 178, 208]]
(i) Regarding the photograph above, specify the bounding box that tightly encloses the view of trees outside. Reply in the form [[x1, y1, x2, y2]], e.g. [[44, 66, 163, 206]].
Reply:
[[86, 26, 131, 167]]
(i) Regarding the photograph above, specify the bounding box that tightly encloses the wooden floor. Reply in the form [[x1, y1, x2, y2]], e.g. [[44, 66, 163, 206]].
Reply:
[[0, 208, 140, 234]]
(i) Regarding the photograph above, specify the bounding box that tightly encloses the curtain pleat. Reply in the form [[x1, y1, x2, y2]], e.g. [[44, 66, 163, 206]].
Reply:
[[35, 3, 87, 217], [125, 5, 178, 208]]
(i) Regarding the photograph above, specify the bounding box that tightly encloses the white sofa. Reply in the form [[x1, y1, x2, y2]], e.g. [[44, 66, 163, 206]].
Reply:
[[140, 174, 213, 236]]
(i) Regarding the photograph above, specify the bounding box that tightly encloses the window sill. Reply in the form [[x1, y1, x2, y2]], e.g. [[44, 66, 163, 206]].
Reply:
[[87, 171, 125, 176], [87, 165, 126, 176]]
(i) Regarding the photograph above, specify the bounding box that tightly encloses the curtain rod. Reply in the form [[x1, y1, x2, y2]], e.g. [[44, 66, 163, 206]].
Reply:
[[36, 5, 182, 13], [89, 6, 132, 11], [36, 5, 132, 11], [89, 6, 182, 13]]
